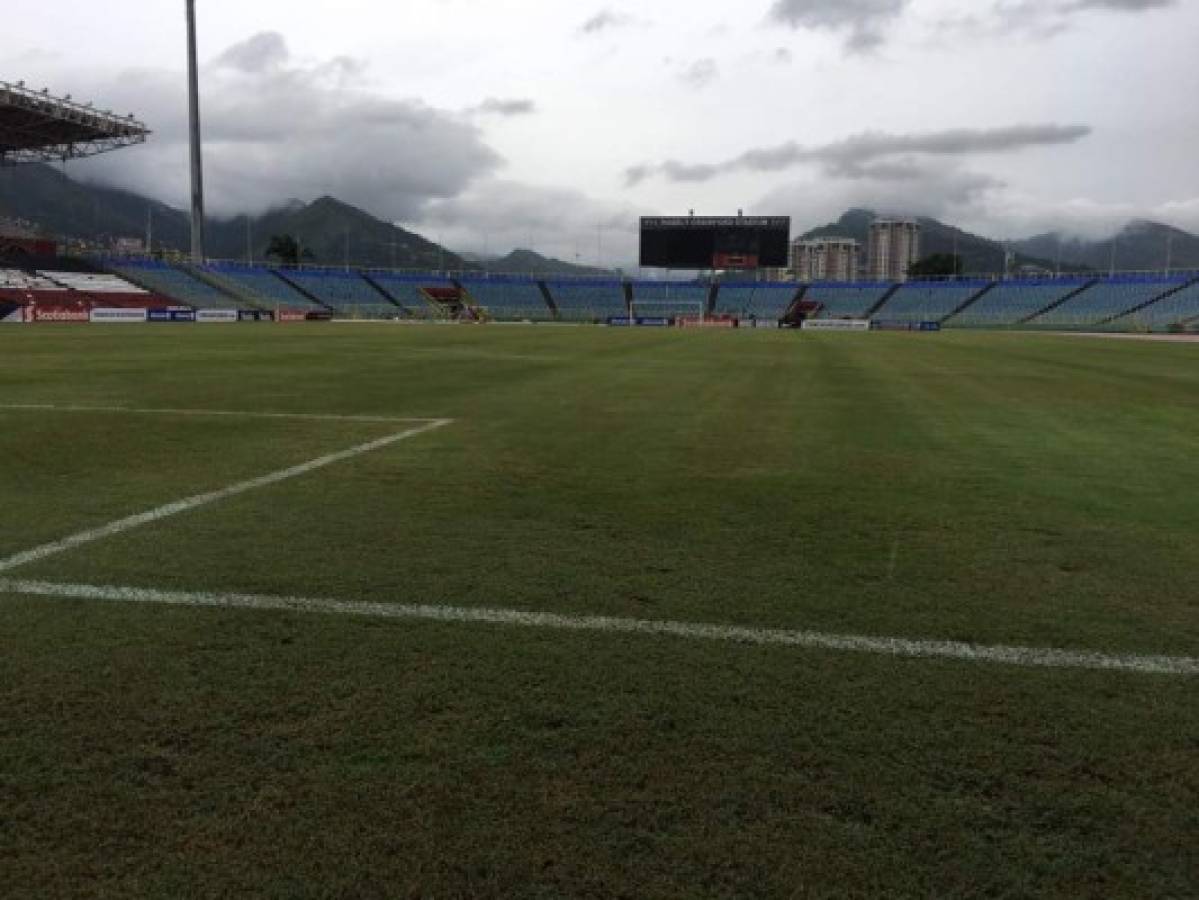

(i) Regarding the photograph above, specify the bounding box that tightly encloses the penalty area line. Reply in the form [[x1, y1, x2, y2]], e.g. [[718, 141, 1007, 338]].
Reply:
[[0, 578, 1195, 676], [0, 418, 454, 575]]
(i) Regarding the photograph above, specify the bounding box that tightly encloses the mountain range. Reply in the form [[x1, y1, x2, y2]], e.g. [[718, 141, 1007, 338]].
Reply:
[[2, 163, 1197, 276], [802, 209, 1199, 274], [0, 164, 610, 276]]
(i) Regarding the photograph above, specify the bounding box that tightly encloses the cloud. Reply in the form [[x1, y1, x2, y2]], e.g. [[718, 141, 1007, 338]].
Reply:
[[467, 97, 537, 117], [64, 32, 501, 220], [213, 31, 290, 73], [677, 58, 719, 89], [580, 9, 635, 34], [409, 179, 649, 267], [757, 164, 1004, 236], [625, 124, 1093, 185], [767, 0, 911, 51], [772, 0, 1176, 47], [943, 0, 1178, 39]]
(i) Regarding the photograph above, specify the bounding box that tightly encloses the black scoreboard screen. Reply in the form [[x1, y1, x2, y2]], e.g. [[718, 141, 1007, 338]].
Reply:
[[639, 216, 791, 269]]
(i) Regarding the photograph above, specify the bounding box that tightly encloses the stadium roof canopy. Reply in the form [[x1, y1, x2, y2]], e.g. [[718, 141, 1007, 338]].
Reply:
[[0, 80, 149, 165]]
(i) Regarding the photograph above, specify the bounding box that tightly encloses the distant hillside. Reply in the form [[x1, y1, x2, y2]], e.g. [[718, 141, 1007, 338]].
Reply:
[[206, 196, 473, 271], [0, 163, 189, 248], [802, 209, 1090, 275], [0, 165, 469, 270], [1011, 220, 1199, 272], [485, 248, 615, 277]]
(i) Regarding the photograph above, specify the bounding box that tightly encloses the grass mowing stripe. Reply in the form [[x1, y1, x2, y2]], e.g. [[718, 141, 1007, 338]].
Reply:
[[0, 404, 445, 424], [3, 578, 1195, 676], [0, 419, 453, 574]]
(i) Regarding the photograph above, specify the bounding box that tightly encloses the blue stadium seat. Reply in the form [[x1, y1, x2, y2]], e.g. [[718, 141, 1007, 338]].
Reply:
[[874, 281, 991, 323], [1029, 277, 1187, 327], [370, 273, 457, 318], [712, 282, 798, 319], [201, 264, 322, 309], [805, 283, 893, 319], [950, 280, 1086, 326], [458, 276, 552, 320], [108, 260, 234, 309], [544, 279, 627, 321], [283, 268, 399, 318], [1116, 278, 1199, 330]]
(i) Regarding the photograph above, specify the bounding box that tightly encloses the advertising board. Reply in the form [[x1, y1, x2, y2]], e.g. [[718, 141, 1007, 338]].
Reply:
[[32, 307, 89, 323], [608, 316, 675, 328], [677, 316, 737, 329], [90, 308, 147, 323], [148, 308, 197, 323], [802, 319, 871, 332], [196, 309, 239, 323]]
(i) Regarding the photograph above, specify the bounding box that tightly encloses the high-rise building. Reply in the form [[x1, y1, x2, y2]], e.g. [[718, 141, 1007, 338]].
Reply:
[[868, 218, 921, 282], [791, 237, 861, 282]]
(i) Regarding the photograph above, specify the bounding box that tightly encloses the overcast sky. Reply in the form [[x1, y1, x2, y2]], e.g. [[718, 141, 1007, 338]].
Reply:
[[4, 0, 1197, 263]]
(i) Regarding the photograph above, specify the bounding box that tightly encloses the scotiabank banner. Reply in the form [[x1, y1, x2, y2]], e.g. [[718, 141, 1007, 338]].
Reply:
[[802, 319, 871, 332], [33, 307, 90, 323], [91, 308, 147, 323], [196, 309, 239, 323]]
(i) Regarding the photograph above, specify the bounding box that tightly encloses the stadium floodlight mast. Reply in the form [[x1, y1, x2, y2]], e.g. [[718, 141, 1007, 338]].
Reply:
[[185, 0, 206, 262]]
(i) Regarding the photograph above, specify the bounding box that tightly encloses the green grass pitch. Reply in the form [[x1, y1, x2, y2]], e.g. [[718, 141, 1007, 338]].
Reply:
[[1, 324, 1196, 897]]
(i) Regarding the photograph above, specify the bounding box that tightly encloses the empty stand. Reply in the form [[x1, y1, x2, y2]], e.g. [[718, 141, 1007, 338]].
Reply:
[[712, 282, 800, 320], [109, 260, 236, 309], [369, 273, 457, 318], [0, 268, 57, 292], [949, 280, 1087, 326], [805, 284, 893, 319], [873, 281, 992, 323], [43, 271, 147, 295], [0, 266, 167, 308], [458, 276, 553, 320], [1028, 277, 1187, 327], [1113, 276, 1199, 330], [543, 279, 628, 321], [200, 264, 323, 309], [283, 268, 400, 318]]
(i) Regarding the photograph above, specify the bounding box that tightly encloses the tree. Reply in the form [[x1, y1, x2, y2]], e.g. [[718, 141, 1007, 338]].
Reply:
[[908, 253, 963, 278], [265, 234, 315, 267]]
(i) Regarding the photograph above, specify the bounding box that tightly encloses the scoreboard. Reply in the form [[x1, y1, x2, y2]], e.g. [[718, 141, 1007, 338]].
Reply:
[[640, 216, 791, 269]]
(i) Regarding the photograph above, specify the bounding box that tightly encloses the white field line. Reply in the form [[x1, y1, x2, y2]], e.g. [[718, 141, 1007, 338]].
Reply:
[[0, 578, 1195, 676], [0, 419, 453, 574], [0, 404, 444, 424]]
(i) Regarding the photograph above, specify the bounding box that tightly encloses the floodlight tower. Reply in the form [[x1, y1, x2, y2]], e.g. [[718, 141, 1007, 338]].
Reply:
[[185, 0, 206, 261]]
